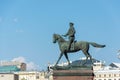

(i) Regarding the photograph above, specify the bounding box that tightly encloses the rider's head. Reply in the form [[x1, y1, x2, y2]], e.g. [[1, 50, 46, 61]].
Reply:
[[69, 22, 74, 27]]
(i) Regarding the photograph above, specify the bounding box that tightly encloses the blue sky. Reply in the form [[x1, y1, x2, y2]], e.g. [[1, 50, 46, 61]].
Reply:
[[0, 0, 120, 70]]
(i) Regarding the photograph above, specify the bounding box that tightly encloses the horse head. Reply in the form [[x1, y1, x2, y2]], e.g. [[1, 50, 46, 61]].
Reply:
[[53, 33, 65, 43], [53, 33, 58, 43]]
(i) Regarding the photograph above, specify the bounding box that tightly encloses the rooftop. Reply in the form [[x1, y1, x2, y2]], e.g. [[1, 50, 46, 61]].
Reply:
[[0, 65, 20, 73]]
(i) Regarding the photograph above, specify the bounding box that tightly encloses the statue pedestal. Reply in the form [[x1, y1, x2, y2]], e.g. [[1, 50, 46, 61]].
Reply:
[[52, 66, 94, 80]]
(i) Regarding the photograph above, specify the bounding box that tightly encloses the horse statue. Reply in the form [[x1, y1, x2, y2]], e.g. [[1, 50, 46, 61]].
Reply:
[[53, 33, 105, 66]]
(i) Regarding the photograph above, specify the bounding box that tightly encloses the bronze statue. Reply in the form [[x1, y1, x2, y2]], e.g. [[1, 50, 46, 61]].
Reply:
[[63, 22, 76, 51], [53, 33, 105, 66]]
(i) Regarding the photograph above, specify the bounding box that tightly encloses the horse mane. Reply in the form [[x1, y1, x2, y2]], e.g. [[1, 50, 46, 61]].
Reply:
[[55, 34, 66, 42]]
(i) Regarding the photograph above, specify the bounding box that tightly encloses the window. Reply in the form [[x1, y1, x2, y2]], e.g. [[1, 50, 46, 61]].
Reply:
[[109, 74, 111, 77], [104, 74, 106, 77], [99, 75, 101, 77], [36, 73, 39, 79]]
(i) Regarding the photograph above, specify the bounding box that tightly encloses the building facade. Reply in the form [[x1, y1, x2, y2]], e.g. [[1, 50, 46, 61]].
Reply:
[[0, 73, 18, 80], [94, 69, 120, 80], [15, 71, 50, 80], [0, 61, 26, 71], [94, 62, 120, 80]]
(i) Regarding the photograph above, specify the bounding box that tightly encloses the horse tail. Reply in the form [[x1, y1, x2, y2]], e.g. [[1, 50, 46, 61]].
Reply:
[[89, 42, 106, 48]]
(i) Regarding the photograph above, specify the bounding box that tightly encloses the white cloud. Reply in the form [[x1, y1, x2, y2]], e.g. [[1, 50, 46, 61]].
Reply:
[[11, 56, 40, 71], [27, 62, 40, 71], [12, 56, 26, 63]]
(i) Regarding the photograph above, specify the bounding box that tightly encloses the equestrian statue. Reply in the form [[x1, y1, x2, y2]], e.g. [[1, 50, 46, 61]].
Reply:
[[53, 22, 106, 66]]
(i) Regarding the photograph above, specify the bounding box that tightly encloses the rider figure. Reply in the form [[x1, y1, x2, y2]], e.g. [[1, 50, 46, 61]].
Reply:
[[63, 22, 76, 51]]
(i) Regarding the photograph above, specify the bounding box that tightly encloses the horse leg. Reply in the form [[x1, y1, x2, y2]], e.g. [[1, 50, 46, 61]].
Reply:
[[64, 53, 70, 65], [83, 50, 93, 65], [86, 51, 93, 64], [82, 50, 90, 65], [55, 53, 63, 66], [89, 54, 93, 64]]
